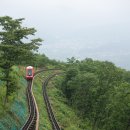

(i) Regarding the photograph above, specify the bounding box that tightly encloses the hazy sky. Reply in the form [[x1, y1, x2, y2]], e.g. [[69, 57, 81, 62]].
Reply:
[[1, 0, 130, 69]]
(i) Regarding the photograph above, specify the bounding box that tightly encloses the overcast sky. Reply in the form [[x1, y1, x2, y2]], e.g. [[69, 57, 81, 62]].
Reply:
[[1, 0, 130, 70]]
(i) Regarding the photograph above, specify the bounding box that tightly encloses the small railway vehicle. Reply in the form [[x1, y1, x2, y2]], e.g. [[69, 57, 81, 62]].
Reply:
[[26, 66, 34, 80]]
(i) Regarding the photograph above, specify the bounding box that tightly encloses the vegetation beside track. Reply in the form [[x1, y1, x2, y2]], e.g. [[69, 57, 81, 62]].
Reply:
[[1, 60, 130, 130], [32, 69, 90, 130], [0, 66, 28, 130], [59, 58, 130, 130], [47, 74, 90, 130]]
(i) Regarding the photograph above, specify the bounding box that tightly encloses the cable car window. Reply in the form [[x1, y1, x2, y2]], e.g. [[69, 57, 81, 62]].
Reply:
[[28, 69, 32, 76]]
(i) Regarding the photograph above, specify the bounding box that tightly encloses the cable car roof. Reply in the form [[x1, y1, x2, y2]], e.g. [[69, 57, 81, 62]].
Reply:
[[26, 66, 33, 69]]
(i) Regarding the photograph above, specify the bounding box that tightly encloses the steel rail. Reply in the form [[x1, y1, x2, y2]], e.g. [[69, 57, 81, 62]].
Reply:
[[21, 80, 38, 130], [42, 73, 61, 130], [34, 68, 61, 76]]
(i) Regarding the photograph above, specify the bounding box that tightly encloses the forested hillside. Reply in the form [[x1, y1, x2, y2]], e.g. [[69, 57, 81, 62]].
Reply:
[[57, 58, 130, 130]]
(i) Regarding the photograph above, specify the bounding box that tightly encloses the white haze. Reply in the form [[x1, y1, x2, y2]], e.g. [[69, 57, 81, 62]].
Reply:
[[0, 0, 130, 69]]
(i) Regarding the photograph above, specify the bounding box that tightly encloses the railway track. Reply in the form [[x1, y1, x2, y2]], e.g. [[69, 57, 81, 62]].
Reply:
[[21, 69, 61, 130], [21, 80, 38, 130], [42, 74, 61, 130]]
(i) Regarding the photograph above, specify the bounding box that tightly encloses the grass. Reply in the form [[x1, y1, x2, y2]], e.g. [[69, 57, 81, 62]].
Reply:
[[33, 71, 52, 130]]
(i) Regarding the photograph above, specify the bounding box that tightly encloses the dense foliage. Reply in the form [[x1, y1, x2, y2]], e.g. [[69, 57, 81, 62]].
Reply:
[[60, 58, 130, 130], [32, 53, 63, 68]]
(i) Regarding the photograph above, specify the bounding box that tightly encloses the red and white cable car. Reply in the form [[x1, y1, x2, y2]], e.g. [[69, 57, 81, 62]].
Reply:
[[26, 66, 34, 80]]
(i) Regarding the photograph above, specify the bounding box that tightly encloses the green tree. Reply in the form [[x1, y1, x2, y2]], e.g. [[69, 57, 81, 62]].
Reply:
[[67, 57, 76, 64], [62, 67, 79, 101], [0, 16, 42, 102], [70, 73, 99, 129]]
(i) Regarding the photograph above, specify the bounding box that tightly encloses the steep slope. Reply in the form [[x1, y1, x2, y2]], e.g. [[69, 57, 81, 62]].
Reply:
[[0, 67, 89, 130], [0, 67, 28, 130]]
